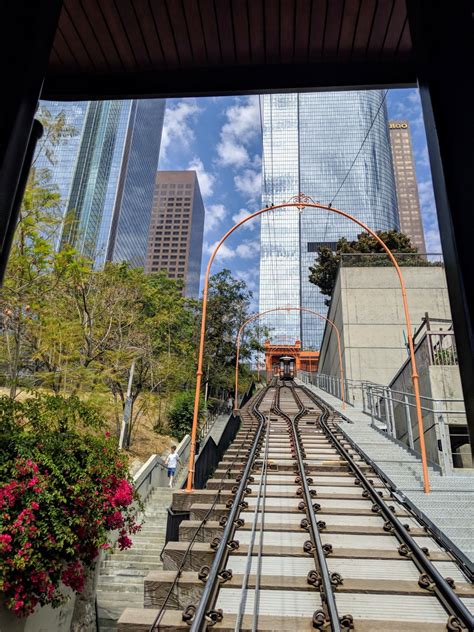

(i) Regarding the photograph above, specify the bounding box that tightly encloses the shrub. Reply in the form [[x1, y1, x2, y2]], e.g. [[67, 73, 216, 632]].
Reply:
[[167, 391, 205, 440], [0, 394, 142, 617]]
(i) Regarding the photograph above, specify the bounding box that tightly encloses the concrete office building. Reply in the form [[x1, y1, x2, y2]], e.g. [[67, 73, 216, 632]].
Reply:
[[259, 92, 399, 350], [60, 99, 165, 268], [145, 171, 205, 298], [389, 120, 426, 254]]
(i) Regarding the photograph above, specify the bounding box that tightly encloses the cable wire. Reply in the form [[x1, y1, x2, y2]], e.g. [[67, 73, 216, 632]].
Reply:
[[329, 90, 389, 206]]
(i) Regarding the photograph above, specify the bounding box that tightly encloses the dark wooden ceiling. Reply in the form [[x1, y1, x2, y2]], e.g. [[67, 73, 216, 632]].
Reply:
[[43, 0, 415, 100]]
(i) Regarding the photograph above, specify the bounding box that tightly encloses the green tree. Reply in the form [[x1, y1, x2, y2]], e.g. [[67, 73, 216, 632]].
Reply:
[[167, 391, 205, 440], [203, 269, 256, 398], [308, 230, 428, 305], [0, 107, 78, 398]]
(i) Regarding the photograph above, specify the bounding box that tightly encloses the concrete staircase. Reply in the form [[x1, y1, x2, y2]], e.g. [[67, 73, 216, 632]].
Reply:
[[96, 488, 173, 631], [299, 381, 474, 564], [337, 412, 474, 564]]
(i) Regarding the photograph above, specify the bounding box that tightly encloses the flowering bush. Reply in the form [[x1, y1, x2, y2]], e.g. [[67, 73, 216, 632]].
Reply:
[[0, 394, 142, 617]]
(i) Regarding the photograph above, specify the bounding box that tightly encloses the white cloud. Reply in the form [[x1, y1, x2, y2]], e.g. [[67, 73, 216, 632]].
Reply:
[[417, 178, 442, 255], [236, 240, 260, 259], [205, 241, 235, 261], [204, 238, 260, 263], [187, 157, 215, 198], [216, 138, 250, 168], [424, 228, 442, 254], [216, 96, 261, 168], [160, 100, 201, 162], [204, 203, 227, 233], [235, 267, 259, 292], [234, 168, 262, 202], [231, 208, 257, 230]]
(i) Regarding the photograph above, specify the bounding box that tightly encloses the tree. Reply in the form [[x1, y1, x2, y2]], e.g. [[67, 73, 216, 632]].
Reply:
[[308, 230, 428, 305], [0, 107, 78, 398], [203, 269, 256, 398], [167, 391, 205, 440]]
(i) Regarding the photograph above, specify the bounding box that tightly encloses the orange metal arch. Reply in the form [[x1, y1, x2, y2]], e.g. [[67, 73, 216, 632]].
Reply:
[[234, 307, 345, 410], [186, 194, 430, 494]]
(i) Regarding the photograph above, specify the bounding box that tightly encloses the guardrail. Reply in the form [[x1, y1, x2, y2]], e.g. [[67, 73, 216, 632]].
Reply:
[[299, 372, 471, 473], [133, 433, 191, 503]]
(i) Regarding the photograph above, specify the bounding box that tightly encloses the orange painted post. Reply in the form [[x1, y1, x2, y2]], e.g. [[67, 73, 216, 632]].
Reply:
[[187, 194, 430, 493]]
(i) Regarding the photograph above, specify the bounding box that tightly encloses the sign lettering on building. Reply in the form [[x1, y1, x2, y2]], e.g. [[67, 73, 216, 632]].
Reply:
[[389, 122, 408, 129]]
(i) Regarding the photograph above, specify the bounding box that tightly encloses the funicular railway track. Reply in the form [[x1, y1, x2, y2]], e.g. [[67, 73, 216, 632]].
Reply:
[[140, 382, 474, 632]]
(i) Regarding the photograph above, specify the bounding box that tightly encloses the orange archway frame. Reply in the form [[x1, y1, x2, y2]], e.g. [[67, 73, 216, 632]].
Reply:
[[234, 306, 345, 409], [186, 194, 431, 494]]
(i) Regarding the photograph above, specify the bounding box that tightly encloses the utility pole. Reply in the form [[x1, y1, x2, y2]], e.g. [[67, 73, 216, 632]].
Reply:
[[119, 359, 135, 450]]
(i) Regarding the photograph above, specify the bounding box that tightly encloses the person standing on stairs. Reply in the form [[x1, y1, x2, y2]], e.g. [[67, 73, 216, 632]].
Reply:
[[165, 445, 179, 487]]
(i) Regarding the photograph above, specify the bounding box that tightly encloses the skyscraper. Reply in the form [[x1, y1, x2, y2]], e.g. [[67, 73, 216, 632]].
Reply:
[[389, 120, 426, 254], [60, 99, 165, 268], [145, 171, 205, 298], [259, 92, 399, 349], [35, 101, 89, 250]]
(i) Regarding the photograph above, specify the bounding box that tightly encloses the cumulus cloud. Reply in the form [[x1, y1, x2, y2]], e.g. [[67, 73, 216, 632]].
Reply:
[[231, 208, 257, 230], [216, 97, 261, 168], [235, 267, 259, 292], [417, 178, 442, 255], [204, 238, 260, 263], [205, 241, 236, 261], [204, 203, 226, 233], [217, 138, 250, 168], [187, 157, 215, 198], [236, 240, 260, 259], [234, 168, 262, 201], [160, 100, 201, 162]]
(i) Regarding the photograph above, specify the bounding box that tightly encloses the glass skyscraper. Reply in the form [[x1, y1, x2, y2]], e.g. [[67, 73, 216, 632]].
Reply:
[[59, 99, 165, 268], [34, 101, 89, 250], [259, 91, 399, 349]]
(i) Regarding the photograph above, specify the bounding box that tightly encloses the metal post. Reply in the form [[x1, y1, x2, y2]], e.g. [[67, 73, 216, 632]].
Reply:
[[404, 394, 415, 450], [119, 359, 135, 450], [368, 386, 375, 428], [388, 388, 396, 438], [437, 413, 453, 476]]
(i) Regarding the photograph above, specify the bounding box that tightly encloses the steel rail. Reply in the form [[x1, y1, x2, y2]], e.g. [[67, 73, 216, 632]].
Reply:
[[189, 386, 269, 631], [149, 394, 263, 631], [333, 415, 474, 582], [272, 383, 342, 632], [297, 384, 474, 631], [234, 409, 270, 631], [252, 398, 272, 632]]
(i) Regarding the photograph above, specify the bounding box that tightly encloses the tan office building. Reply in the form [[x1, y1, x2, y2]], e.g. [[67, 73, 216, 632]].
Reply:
[[145, 171, 204, 297], [389, 120, 426, 254]]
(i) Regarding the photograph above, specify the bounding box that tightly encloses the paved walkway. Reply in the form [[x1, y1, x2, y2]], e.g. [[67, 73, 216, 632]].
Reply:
[[298, 380, 474, 565]]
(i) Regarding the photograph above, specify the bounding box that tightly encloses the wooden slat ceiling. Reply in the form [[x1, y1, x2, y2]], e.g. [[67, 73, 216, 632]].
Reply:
[[44, 0, 414, 100]]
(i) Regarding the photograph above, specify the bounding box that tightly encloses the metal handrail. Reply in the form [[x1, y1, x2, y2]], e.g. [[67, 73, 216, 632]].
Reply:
[[301, 372, 469, 473], [149, 386, 265, 631], [300, 383, 474, 631]]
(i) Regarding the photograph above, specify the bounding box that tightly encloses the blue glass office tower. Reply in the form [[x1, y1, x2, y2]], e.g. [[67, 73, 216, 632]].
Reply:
[[259, 91, 399, 349], [60, 99, 165, 268], [35, 102, 89, 250]]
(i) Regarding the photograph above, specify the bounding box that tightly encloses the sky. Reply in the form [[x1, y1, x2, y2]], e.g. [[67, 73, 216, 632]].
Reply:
[[158, 89, 440, 307]]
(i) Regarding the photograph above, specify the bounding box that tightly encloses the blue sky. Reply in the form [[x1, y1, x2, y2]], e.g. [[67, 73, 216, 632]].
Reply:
[[158, 89, 440, 306]]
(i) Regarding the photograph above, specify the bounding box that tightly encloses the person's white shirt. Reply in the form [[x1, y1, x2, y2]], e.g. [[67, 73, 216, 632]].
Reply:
[[167, 452, 178, 468]]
